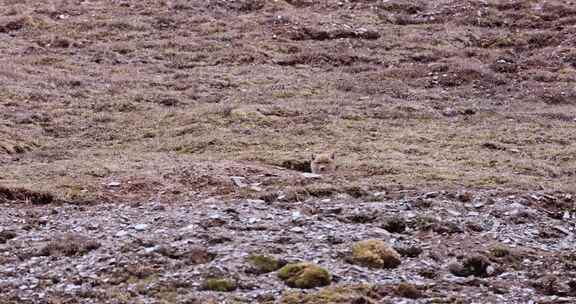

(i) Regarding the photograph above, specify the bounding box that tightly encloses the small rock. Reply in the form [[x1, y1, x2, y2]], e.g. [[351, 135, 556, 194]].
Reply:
[[381, 216, 407, 233], [448, 255, 492, 277], [105, 181, 121, 188], [133, 224, 148, 231], [302, 173, 322, 179], [394, 243, 424, 258], [115, 230, 129, 237], [231, 176, 248, 187], [325, 235, 344, 244], [202, 197, 220, 204], [144, 246, 159, 254], [473, 201, 485, 208], [0, 230, 17, 244], [250, 185, 263, 192], [442, 107, 459, 117], [247, 199, 266, 204], [290, 227, 304, 233], [291, 211, 302, 221], [446, 209, 461, 217]]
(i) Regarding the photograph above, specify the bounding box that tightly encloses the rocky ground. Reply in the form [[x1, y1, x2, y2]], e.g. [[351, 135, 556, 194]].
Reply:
[[2, 0, 576, 303], [1, 187, 575, 303]]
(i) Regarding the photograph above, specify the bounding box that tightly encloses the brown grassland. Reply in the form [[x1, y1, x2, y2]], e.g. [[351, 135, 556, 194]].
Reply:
[[1, 0, 576, 204], [1, 0, 576, 303]]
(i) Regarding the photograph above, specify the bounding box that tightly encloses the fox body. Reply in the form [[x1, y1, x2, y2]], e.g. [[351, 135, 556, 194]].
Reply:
[[310, 153, 336, 174]]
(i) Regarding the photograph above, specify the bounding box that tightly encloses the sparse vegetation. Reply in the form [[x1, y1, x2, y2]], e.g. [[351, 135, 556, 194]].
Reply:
[[280, 284, 376, 304], [202, 277, 238, 292], [277, 262, 331, 289], [37, 234, 100, 257], [349, 239, 402, 269], [246, 254, 284, 274]]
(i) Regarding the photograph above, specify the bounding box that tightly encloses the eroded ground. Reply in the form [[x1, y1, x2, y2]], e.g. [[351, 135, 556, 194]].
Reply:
[[1, 0, 576, 303]]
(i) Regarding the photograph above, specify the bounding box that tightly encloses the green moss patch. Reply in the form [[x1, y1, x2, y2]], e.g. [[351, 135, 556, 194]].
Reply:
[[280, 284, 376, 304], [201, 277, 238, 292], [349, 239, 402, 269], [247, 254, 284, 274], [277, 262, 331, 289]]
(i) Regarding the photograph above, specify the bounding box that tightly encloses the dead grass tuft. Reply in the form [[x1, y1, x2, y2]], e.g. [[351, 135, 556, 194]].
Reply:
[[37, 234, 101, 257], [0, 186, 55, 205]]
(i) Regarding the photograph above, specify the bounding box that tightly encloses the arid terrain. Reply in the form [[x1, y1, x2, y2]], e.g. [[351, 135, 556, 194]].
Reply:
[[1, 0, 576, 303]]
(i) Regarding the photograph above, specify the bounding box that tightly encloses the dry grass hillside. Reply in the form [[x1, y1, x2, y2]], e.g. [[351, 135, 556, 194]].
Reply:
[[2, 0, 576, 204]]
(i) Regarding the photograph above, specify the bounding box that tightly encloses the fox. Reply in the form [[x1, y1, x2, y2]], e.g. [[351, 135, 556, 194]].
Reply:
[[310, 152, 336, 175]]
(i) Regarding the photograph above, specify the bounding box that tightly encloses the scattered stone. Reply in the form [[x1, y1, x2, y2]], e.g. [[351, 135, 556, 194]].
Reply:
[[290, 227, 304, 233], [349, 239, 402, 269], [230, 176, 248, 187], [115, 230, 129, 237], [155, 245, 180, 259], [531, 275, 571, 296], [277, 262, 331, 289], [472, 200, 486, 208], [105, 181, 121, 188], [291, 211, 302, 221], [0, 230, 17, 244], [417, 267, 440, 279], [381, 216, 406, 233], [199, 216, 227, 228], [448, 255, 492, 277], [325, 234, 344, 245], [207, 235, 233, 245], [144, 245, 160, 254], [431, 221, 463, 234], [446, 209, 461, 217], [247, 199, 266, 204], [394, 244, 423, 258], [250, 185, 263, 192], [133, 224, 148, 231], [410, 216, 438, 231], [342, 210, 378, 224], [442, 107, 459, 117], [455, 191, 473, 202], [301, 173, 322, 179]]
